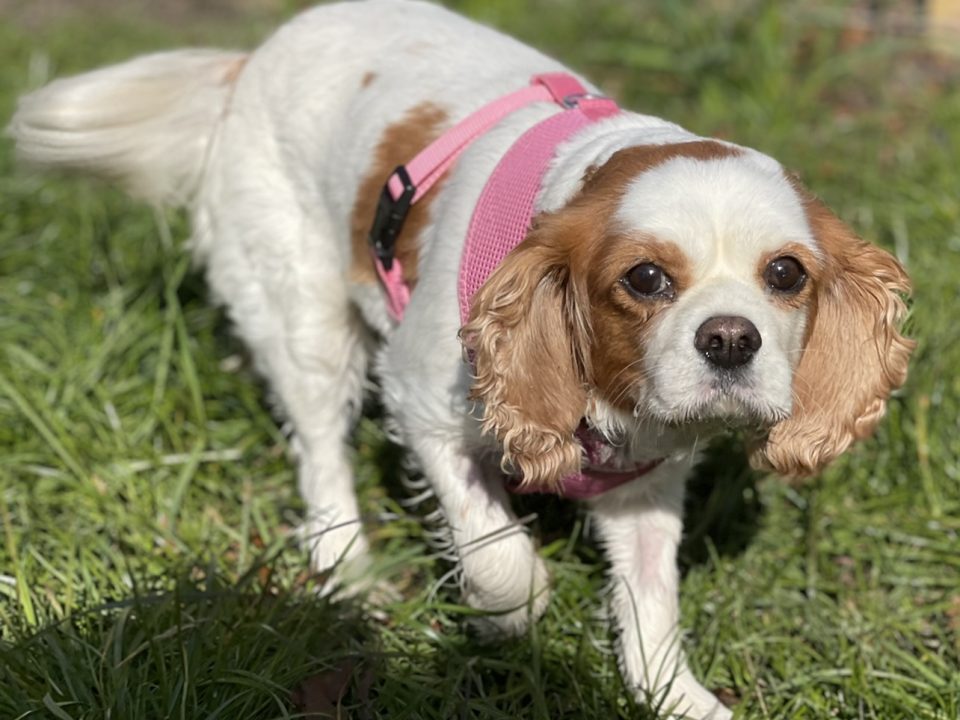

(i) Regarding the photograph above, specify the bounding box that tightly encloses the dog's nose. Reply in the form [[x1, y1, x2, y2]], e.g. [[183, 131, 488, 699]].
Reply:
[[694, 316, 762, 369]]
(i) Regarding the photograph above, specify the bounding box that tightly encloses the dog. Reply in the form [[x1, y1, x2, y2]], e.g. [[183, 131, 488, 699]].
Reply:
[[8, 1, 913, 717]]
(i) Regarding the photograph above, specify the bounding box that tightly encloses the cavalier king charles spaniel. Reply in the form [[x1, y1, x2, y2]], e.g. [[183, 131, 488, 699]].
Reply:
[[9, 2, 912, 717]]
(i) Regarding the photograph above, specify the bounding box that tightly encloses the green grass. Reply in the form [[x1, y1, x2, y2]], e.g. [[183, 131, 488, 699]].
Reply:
[[1, 1, 959, 718]]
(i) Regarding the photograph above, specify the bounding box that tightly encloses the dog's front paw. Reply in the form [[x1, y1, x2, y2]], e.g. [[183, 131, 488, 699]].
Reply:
[[317, 551, 396, 603], [301, 516, 369, 572], [680, 699, 732, 720], [643, 677, 733, 720], [463, 581, 551, 639], [300, 516, 384, 603], [673, 697, 732, 720], [461, 554, 551, 638]]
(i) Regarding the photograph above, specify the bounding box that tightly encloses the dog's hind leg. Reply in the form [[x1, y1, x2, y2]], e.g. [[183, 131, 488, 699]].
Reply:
[[195, 160, 372, 586]]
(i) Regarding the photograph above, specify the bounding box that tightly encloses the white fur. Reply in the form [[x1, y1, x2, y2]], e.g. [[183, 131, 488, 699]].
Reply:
[[6, 2, 837, 717]]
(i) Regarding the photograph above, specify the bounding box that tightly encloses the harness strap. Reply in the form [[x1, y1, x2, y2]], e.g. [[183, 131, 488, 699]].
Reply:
[[387, 78, 560, 203], [368, 73, 612, 321]]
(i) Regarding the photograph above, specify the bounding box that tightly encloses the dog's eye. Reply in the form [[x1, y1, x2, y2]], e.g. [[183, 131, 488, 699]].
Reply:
[[623, 263, 672, 297], [764, 256, 806, 293]]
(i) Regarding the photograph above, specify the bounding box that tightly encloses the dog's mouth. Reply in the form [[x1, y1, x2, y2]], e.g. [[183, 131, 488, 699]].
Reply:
[[650, 382, 789, 431], [503, 423, 666, 500], [573, 422, 665, 472]]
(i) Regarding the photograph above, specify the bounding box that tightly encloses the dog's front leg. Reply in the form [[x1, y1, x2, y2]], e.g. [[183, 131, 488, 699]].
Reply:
[[410, 436, 551, 637], [589, 468, 731, 720]]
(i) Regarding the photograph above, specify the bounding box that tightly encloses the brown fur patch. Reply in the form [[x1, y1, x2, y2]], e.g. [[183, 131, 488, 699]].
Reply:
[[750, 180, 915, 476], [462, 139, 740, 488], [349, 102, 449, 285], [361, 71, 377, 88], [582, 139, 742, 194]]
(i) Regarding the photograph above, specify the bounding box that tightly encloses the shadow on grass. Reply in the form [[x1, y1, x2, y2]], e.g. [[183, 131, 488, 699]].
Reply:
[[0, 565, 657, 720], [0, 571, 376, 719], [680, 436, 762, 570]]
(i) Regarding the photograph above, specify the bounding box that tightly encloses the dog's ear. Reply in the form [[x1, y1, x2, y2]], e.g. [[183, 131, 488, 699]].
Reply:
[[750, 193, 914, 476], [462, 220, 591, 490]]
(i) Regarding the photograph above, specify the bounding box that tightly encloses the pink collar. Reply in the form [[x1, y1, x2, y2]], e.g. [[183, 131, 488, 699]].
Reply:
[[368, 74, 664, 499], [506, 424, 665, 500]]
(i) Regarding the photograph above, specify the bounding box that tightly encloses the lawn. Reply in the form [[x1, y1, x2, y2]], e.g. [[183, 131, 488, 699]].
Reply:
[[1, 1, 958, 718]]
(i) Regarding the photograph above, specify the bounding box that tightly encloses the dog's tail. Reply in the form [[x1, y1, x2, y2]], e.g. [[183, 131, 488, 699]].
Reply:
[[7, 49, 247, 207]]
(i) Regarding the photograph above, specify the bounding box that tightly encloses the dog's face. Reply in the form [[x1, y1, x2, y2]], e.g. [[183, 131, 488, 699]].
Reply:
[[464, 141, 913, 489], [586, 143, 815, 430]]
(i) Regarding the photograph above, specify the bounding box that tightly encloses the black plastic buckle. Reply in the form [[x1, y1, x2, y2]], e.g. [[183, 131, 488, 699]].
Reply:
[[369, 165, 415, 271]]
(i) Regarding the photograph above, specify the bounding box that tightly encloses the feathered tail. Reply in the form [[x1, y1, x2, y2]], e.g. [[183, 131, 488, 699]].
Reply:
[[7, 49, 247, 206]]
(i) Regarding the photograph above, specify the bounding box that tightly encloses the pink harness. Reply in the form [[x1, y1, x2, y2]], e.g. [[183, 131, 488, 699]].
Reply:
[[368, 73, 664, 499]]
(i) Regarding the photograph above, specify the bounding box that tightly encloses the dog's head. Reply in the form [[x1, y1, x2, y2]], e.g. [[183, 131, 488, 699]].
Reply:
[[462, 140, 913, 489]]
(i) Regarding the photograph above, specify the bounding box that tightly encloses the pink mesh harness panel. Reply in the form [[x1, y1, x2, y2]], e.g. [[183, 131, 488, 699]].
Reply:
[[457, 76, 619, 324]]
